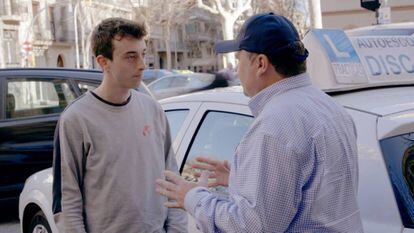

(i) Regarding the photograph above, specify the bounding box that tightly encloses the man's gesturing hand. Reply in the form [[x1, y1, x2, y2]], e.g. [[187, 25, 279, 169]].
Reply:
[[156, 170, 209, 209], [192, 156, 230, 187]]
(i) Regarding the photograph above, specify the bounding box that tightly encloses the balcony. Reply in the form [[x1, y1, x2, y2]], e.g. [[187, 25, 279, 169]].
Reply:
[[0, 2, 27, 24], [186, 33, 214, 42], [157, 41, 186, 52], [0, 15, 21, 24]]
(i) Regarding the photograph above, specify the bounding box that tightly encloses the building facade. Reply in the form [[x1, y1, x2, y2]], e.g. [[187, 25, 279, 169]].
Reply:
[[0, 0, 222, 70], [321, 0, 414, 29]]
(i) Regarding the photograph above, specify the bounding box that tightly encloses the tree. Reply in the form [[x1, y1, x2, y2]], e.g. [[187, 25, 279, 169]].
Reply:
[[194, 0, 252, 68], [75, 0, 135, 68], [251, 0, 309, 37], [142, 0, 192, 69]]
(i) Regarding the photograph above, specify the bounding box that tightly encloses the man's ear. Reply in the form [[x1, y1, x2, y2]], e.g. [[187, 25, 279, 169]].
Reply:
[[256, 54, 270, 77], [96, 55, 109, 72]]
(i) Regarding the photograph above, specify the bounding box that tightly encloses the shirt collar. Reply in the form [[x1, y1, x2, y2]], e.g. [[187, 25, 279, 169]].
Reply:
[[248, 73, 312, 117]]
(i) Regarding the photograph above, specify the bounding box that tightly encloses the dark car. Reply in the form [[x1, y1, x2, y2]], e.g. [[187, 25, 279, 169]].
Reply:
[[0, 68, 150, 209]]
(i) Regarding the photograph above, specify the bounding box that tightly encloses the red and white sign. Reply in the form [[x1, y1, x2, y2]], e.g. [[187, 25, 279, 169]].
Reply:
[[22, 41, 32, 52]]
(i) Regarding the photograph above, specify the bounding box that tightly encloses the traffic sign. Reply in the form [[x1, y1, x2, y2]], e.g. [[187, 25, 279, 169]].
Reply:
[[22, 41, 32, 52]]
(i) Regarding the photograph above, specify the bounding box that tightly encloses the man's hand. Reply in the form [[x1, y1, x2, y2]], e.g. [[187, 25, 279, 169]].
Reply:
[[192, 156, 230, 187], [156, 170, 209, 209]]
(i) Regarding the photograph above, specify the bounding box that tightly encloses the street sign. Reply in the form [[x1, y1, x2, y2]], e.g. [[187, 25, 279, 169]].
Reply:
[[22, 41, 32, 52], [361, 0, 381, 12]]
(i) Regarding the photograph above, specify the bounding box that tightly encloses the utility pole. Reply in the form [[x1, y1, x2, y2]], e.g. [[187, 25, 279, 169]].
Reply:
[[309, 0, 322, 28], [74, 1, 80, 68]]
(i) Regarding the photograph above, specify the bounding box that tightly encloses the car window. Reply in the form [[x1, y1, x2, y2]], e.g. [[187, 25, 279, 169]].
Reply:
[[170, 76, 189, 88], [181, 111, 253, 196], [187, 75, 214, 88], [6, 79, 75, 119], [158, 70, 173, 78], [150, 78, 173, 91], [380, 132, 414, 228], [165, 109, 189, 141], [143, 69, 173, 80], [76, 81, 99, 94]]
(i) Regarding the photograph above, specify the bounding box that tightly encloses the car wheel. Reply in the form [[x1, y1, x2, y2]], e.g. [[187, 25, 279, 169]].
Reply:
[[27, 210, 52, 233]]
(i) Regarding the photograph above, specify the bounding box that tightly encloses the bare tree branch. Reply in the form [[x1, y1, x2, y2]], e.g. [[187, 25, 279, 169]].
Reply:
[[234, 0, 252, 19], [196, 0, 219, 14], [213, 0, 226, 15]]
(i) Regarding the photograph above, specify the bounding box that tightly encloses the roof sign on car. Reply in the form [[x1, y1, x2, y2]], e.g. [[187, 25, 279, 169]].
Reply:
[[311, 29, 368, 84], [304, 26, 414, 92], [350, 35, 414, 82]]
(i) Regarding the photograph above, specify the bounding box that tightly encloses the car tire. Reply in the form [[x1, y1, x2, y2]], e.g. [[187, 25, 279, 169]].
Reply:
[[27, 210, 52, 233]]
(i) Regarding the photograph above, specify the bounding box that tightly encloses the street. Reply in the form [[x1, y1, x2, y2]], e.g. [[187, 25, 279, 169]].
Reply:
[[0, 221, 19, 233], [0, 207, 20, 233]]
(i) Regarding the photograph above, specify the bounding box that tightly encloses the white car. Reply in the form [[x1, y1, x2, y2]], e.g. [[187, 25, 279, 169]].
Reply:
[[19, 23, 414, 233]]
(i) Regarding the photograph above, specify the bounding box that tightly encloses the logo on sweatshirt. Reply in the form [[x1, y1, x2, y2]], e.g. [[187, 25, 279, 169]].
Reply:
[[142, 125, 151, 136]]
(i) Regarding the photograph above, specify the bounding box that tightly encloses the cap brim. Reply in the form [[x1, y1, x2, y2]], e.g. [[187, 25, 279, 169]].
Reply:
[[215, 40, 240, 53]]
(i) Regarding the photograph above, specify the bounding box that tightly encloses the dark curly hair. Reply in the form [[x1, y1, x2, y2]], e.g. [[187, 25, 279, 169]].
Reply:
[[91, 17, 147, 60]]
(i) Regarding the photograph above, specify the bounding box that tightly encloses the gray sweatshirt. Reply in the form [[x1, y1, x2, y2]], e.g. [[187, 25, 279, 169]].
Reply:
[[52, 90, 187, 233]]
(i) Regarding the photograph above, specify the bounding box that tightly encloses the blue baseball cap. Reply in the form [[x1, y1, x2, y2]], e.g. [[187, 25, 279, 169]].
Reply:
[[215, 12, 308, 62]]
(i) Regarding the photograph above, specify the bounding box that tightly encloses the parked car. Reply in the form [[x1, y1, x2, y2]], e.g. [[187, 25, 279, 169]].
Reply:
[[18, 83, 414, 233], [171, 69, 194, 74], [147, 73, 228, 99], [142, 69, 173, 84], [19, 24, 414, 233], [0, 68, 151, 210]]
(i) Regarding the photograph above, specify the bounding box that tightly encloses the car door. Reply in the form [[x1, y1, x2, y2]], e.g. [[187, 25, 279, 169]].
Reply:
[[162, 102, 201, 153], [73, 79, 152, 98], [73, 79, 100, 94], [173, 102, 253, 232], [376, 109, 414, 233], [175, 102, 252, 168], [0, 76, 76, 204]]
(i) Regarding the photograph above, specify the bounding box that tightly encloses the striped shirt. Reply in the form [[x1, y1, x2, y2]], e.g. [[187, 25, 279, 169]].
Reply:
[[184, 73, 363, 232]]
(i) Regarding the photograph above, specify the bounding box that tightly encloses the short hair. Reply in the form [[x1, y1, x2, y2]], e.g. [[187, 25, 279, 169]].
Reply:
[[268, 41, 307, 77], [91, 17, 147, 60]]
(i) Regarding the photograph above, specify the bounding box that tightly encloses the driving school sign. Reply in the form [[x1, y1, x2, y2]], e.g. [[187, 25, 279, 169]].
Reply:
[[351, 36, 414, 81], [312, 29, 368, 84]]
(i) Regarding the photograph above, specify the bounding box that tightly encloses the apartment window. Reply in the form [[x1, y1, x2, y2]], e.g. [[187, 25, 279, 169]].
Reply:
[[4, 30, 19, 66], [49, 6, 55, 37]]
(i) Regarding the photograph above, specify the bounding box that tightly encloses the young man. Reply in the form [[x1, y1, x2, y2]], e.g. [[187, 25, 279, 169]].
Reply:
[[52, 18, 187, 233], [156, 13, 363, 232]]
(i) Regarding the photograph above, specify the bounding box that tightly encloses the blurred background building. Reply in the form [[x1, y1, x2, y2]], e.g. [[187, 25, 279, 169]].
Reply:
[[0, 0, 412, 70], [321, 0, 414, 29]]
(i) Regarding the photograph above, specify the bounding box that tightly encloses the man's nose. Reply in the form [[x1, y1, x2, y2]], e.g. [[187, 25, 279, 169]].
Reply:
[[137, 56, 146, 70]]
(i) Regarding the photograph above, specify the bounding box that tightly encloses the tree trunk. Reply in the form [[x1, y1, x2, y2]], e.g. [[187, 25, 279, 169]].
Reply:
[[80, 22, 86, 68], [221, 17, 236, 68], [84, 32, 92, 69], [174, 38, 178, 69], [309, 0, 322, 28], [165, 24, 172, 70]]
